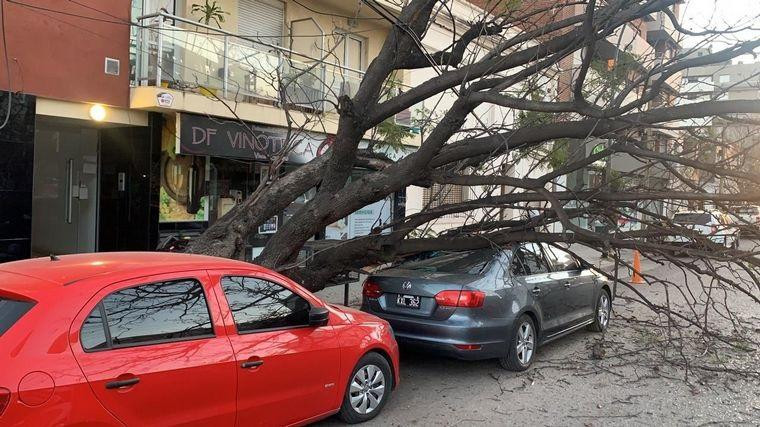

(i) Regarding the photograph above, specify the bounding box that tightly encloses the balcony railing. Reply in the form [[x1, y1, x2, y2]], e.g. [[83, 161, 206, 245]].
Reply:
[[133, 11, 419, 127]]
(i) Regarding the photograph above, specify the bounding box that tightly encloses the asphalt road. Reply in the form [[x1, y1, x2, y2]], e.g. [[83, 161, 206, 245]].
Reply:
[[314, 244, 760, 426]]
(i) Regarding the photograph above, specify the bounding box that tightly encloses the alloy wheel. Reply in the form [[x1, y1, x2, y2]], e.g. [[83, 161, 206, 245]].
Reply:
[[598, 293, 610, 328], [349, 364, 385, 415], [516, 321, 535, 365]]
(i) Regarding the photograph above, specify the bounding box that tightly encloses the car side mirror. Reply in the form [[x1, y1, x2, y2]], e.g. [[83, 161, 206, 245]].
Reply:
[[309, 307, 329, 327]]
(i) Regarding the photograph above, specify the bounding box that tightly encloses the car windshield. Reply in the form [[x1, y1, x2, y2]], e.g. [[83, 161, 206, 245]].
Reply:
[[673, 213, 711, 225], [736, 207, 759, 215], [395, 249, 497, 275]]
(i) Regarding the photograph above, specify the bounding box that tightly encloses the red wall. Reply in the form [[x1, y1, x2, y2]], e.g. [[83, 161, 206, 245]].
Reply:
[[0, 0, 131, 107]]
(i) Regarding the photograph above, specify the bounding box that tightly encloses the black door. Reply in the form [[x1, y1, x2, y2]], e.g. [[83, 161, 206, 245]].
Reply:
[[98, 120, 160, 252]]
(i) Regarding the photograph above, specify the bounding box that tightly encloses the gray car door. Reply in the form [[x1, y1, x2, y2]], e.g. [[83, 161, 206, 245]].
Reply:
[[543, 244, 596, 325], [511, 244, 566, 335]]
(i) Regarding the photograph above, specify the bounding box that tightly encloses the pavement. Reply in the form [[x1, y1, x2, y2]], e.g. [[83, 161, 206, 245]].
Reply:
[[314, 243, 760, 426]]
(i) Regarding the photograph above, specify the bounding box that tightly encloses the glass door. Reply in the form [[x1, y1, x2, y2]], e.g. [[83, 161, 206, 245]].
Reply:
[[31, 123, 99, 256]]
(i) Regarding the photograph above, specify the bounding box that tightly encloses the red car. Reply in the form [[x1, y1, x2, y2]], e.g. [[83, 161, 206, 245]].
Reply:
[[0, 252, 398, 426]]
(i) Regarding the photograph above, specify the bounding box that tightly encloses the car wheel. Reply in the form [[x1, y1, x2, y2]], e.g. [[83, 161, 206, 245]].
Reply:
[[337, 352, 392, 424], [588, 289, 611, 332], [498, 315, 536, 371]]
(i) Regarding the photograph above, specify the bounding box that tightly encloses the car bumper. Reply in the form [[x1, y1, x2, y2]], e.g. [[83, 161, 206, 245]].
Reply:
[[361, 302, 511, 360]]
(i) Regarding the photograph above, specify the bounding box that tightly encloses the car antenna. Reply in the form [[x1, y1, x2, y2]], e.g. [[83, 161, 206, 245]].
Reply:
[[50, 254, 60, 261]]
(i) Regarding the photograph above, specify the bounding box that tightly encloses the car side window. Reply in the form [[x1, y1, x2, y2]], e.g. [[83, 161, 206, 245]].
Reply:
[[81, 279, 214, 351], [221, 277, 311, 333], [511, 244, 550, 276], [543, 245, 581, 272]]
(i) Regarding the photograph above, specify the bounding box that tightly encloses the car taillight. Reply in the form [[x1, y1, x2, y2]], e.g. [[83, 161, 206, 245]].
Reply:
[[362, 280, 383, 299], [454, 344, 482, 350], [435, 290, 485, 308], [0, 387, 10, 416]]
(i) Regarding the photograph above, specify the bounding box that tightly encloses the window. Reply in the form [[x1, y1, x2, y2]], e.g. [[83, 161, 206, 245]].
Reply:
[[221, 277, 311, 333], [80, 307, 108, 351], [423, 184, 467, 217], [0, 297, 34, 336], [238, 0, 284, 47], [511, 244, 550, 276], [396, 249, 496, 275], [81, 279, 214, 351], [543, 244, 581, 272], [335, 32, 367, 72], [673, 212, 711, 225], [718, 74, 730, 84]]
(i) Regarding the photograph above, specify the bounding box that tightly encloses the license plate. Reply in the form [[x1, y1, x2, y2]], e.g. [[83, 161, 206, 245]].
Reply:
[[396, 294, 421, 309]]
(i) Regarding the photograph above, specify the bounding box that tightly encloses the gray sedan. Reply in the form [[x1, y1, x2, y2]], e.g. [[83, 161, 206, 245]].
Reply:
[[360, 244, 612, 371]]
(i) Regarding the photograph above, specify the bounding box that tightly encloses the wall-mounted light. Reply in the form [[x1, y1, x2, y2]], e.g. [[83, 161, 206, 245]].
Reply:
[[89, 104, 107, 122]]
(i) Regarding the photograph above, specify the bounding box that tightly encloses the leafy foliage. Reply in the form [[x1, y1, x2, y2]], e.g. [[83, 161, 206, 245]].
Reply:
[[191, 0, 229, 28]]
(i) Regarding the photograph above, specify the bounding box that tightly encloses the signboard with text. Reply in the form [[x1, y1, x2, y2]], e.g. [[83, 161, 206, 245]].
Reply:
[[179, 113, 287, 160]]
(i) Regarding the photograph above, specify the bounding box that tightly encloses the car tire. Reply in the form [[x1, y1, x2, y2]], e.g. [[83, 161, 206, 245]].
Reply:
[[587, 289, 611, 332], [337, 352, 393, 424], [498, 314, 536, 371]]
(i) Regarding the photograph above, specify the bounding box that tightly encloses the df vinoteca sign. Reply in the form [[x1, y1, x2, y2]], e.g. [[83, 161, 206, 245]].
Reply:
[[179, 113, 286, 160]]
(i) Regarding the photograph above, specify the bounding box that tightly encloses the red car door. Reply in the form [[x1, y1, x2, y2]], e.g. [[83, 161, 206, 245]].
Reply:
[[209, 270, 341, 426], [69, 271, 237, 426]]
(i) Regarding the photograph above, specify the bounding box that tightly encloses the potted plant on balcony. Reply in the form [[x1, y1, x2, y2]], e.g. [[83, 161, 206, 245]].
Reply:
[[189, 1, 229, 97], [191, 0, 228, 28]]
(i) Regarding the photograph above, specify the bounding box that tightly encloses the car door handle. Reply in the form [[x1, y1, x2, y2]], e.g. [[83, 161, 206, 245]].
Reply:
[[531, 287, 541, 296], [105, 377, 140, 389], [241, 360, 264, 369]]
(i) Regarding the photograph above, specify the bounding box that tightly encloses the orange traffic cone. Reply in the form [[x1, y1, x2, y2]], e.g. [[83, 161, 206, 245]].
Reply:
[[631, 250, 643, 284]]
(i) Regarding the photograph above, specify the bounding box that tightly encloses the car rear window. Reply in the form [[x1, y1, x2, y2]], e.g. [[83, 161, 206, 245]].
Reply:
[[395, 249, 497, 275], [673, 213, 711, 224], [0, 297, 34, 336]]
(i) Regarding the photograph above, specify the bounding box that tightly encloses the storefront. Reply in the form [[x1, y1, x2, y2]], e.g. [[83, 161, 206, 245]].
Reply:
[[158, 112, 403, 261]]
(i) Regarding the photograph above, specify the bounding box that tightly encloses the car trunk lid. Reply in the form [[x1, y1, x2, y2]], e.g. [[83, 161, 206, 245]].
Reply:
[[367, 270, 474, 318]]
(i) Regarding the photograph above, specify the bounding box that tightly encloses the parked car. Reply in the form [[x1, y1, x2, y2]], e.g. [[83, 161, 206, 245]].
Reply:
[[665, 210, 740, 249], [0, 252, 398, 425], [729, 205, 760, 236], [361, 244, 611, 371]]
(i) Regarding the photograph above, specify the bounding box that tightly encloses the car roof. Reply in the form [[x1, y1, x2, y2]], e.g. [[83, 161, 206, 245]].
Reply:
[[0, 252, 259, 290]]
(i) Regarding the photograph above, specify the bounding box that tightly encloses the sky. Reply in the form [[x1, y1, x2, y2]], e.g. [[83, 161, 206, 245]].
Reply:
[[680, 0, 760, 62]]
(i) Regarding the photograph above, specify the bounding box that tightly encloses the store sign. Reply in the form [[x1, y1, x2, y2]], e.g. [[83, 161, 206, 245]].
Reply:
[[258, 216, 278, 234], [179, 113, 287, 160], [157, 92, 174, 107]]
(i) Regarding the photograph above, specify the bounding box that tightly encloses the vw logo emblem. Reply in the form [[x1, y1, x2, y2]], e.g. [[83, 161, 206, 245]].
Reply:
[[402, 281, 412, 290]]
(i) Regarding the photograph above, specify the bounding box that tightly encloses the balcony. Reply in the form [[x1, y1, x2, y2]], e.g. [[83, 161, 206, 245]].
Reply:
[[646, 11, 680, 48], [132, 12, 418, 127]]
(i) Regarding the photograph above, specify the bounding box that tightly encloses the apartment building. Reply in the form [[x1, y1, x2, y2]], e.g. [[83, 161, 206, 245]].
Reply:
[[680, 49, 760, 196], [510, 1, 684, 230], [0, 0, 419, 262]]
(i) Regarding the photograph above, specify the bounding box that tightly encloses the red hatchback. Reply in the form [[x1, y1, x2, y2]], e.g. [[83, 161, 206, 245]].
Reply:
[[0, 252, 399, 426]]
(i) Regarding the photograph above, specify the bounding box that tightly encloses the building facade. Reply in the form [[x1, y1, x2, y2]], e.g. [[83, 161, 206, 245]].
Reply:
[[0, 1, 155, 262], [0, 0, 419, 262], [680, 49, 760, 198]]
